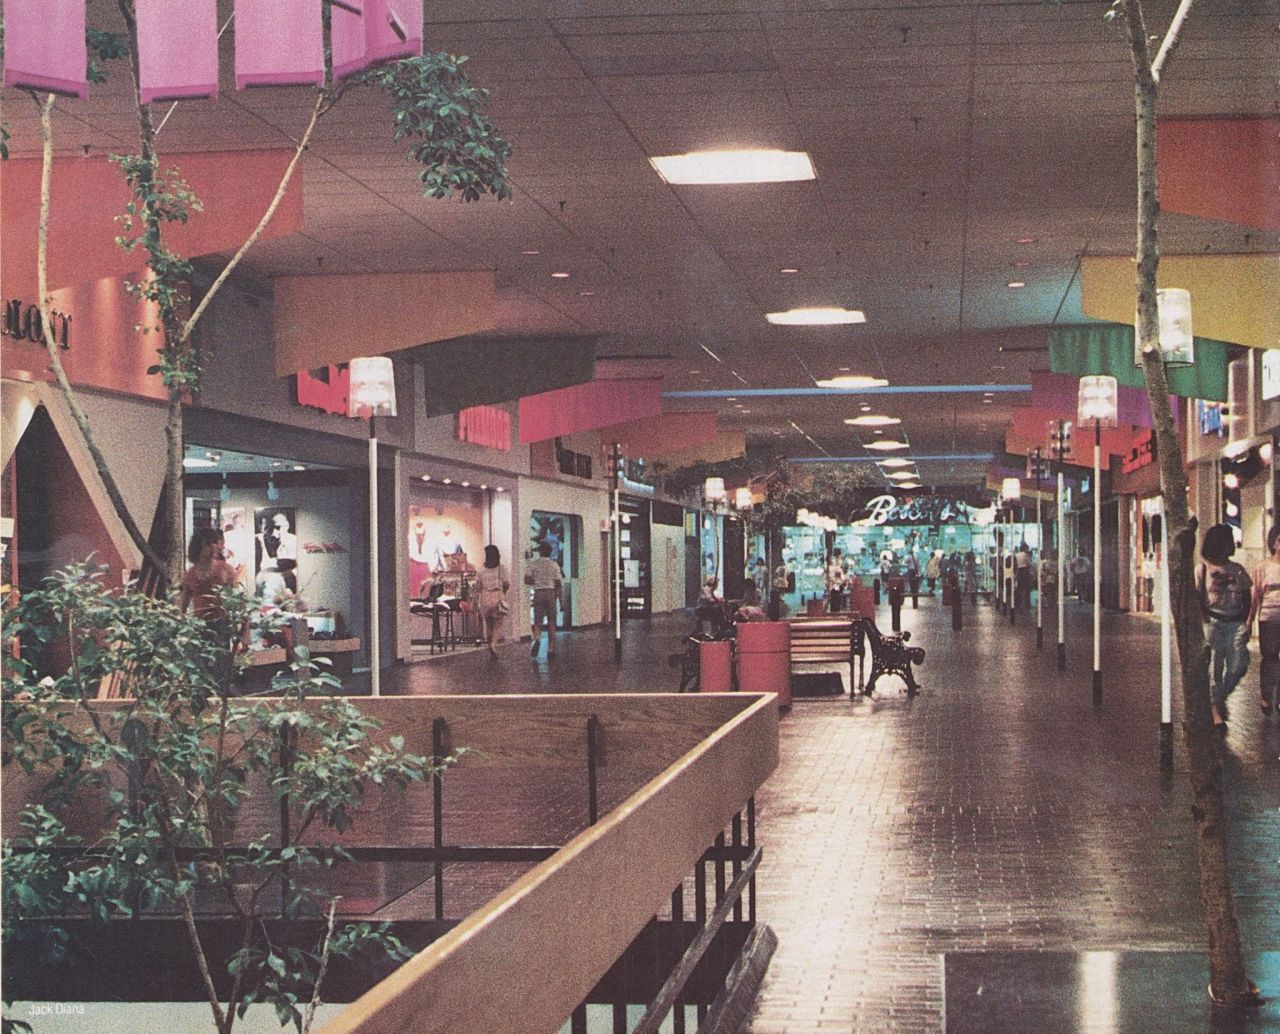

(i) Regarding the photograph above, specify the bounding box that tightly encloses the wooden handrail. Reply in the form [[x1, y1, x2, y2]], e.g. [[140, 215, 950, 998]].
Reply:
[[318, 693, 778, 1034]]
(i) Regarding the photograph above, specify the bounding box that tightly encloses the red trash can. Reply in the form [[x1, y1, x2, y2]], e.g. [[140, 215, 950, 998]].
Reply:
[[735, 621, 791, 710], [698, 640, 733, 693]]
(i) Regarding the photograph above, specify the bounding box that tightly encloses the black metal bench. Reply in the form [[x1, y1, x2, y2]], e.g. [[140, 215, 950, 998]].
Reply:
[[860, 617, 924, 696]]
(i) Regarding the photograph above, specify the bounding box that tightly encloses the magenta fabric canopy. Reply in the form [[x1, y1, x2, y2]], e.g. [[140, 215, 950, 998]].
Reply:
[[519, 378, 664, 444], [2, 0, 88, 98], [136, 0, 220, 104], [334, 0, 424, 79], [234, 0, 325, 90]]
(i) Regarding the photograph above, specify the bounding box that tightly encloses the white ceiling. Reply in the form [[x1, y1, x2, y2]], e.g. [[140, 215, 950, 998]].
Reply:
[[7, 0, 1277, 488]]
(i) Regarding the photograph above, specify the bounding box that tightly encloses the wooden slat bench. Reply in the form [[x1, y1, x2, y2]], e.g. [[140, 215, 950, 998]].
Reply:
[[787, 616, 863, 693]]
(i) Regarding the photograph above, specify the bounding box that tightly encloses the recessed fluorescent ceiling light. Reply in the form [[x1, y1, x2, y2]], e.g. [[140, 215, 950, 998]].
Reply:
[[767, 307, 866, 325], [183, 457, 217, 468], [887, 471, 917, 480], [865, 439, 909, 451], [878, 458, 914, 468], [814, 375, 888, 389], [844, 415, 901, 427], [650, 149, 815, 185], [897, 481, 922, 489]]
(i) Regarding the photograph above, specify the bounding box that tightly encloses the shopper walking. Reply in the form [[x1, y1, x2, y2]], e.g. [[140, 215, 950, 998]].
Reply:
[[476, 545, 511, 659], [925, 552, 941, 593], [1014, 542, 1033, 611], [1195, 524, 1251, 728], [1250, 526, 1280, 717], [526, 541, 564, 659], [826, 551, 847, 613]]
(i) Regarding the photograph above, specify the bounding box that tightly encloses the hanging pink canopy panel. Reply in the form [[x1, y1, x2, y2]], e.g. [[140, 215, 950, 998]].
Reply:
[[234, 0, 326, 89], [519, 379, 664, 444], [1, 0, 88, 98], [135, 0, 220, 104], [604, 412, 718, 458]]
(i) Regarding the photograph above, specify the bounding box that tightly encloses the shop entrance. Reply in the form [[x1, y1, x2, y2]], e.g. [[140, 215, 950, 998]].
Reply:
[[530, 510, 581, 628]]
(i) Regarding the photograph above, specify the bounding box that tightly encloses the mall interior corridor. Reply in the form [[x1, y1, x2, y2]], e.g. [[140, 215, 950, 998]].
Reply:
[[391, 595, 1280, 1033]]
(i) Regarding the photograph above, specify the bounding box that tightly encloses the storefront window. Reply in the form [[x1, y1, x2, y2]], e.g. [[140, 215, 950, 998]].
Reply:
[[530, 510, 580, 628]]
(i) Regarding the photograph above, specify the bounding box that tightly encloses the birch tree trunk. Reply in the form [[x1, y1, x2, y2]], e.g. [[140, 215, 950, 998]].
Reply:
[[1119, 0, 1257, 1005]]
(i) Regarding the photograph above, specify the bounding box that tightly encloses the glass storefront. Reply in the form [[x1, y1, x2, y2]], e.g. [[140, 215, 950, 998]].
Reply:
[[774, 492, 1046, 608]]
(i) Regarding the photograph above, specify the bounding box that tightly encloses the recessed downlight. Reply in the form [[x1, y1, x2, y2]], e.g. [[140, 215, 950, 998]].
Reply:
[[887, 471, 917, 480], [442, 478, 453, 484], [878, 458, 914, 468], [815, 374, 888, 389], [859, 404, 873, 412], [844, 414, 901, 427], [865, 439, 909, 451], [649, 149, 815, 185], [461, 481, 471, 487], [897, 481, 922, 489], [1016, 236, 1039, 244], [521, 249, 540, 255], [1007, 280, 1027, 289], [780, 267, 800, 274], [551, 271, 570, 279], [768, 307, 866, 326]]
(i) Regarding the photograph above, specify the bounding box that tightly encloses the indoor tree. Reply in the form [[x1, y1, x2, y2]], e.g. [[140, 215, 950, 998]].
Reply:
[[1103, 0, 1258, 1006], [6, 2, 512, 584], [2, 566, 456, 1033]]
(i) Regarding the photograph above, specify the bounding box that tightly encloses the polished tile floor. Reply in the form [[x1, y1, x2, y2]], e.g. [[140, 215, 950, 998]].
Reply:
[[388, 598, 1280, 1033]]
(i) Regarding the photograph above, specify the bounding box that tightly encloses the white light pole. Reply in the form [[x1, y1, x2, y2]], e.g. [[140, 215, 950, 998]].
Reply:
[[347, 356, 398, 697], [1001, 477, 1021, 625], [613, 443, 624, 665], [1048, 419, 1073, 672], [1077, 376, 1118, 707], [1027, 449, 1048, 650], [1136, 287, 1192, 766], [1160, 501, 1173, 770]]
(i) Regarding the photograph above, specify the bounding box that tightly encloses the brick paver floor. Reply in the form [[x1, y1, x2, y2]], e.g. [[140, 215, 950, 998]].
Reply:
[[388, 597, 1280, 1032]]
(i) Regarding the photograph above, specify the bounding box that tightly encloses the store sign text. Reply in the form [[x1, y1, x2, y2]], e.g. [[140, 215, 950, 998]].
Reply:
[[456, 405, 511, 451], [1264, 350, 1280, 401], [295, 365, 349, 416], [2, 299, 71, 350], [858, 495, 971, 526], [1198, 400, 1225, 437], [1122, 429, 1155, 474]]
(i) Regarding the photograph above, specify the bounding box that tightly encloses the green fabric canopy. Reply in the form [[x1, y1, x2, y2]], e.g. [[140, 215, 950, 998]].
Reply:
[[1049, 324, 1230, 402]]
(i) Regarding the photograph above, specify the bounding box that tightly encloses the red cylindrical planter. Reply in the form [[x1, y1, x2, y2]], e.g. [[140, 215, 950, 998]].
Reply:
[[735, 621, 791, 710], [698, 639, 733, 693]]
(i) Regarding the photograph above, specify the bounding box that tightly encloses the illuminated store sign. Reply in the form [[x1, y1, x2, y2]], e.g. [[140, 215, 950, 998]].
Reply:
[[456, 405, 511, 451], [1121, 429, 1155, 474], [295, 364, 349, 416], [1263, 350, 1280, 401], [1198, 399, 1225, 437], [856, 495, 973, 526]]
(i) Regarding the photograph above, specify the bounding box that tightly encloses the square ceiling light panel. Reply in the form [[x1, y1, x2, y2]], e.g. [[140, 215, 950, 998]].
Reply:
[[650, 149, 816, 185]]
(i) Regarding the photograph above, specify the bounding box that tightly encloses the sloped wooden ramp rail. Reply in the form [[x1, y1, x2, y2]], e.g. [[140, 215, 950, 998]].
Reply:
[[320, 692, 779, 1034]]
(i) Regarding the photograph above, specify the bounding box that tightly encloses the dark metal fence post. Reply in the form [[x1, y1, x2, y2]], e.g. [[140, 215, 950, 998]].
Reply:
[[432, 717, 446, 921], [747, 796, 757, 923], [586, 715, 601, 825], [280, 722, 292, 916], [731, 814, 743, 923]]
